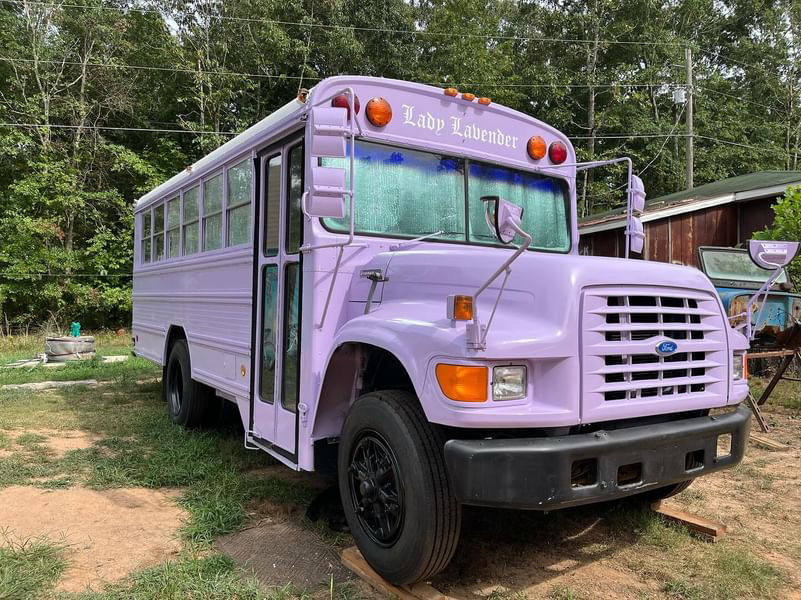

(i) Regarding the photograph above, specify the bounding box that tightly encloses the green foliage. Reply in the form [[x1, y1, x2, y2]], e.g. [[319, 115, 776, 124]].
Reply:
[[1, 0, 800, 328], [758, 185, 801, 283]]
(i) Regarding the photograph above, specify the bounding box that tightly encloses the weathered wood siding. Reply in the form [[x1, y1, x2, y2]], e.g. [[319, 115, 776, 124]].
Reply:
[[580, 198, 777, 267]]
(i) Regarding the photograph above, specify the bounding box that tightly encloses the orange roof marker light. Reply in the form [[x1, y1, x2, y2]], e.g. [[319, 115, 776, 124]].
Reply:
[[527, 136, 546, 160], [444, 87, 458, 97], [478, 97, 491, 105], [365, 97, 392, 127], [462, 92, 476, 102]]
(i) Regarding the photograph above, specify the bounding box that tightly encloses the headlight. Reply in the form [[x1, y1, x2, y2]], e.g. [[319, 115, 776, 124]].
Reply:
[[492, 365, 527, 401], [732, 352, 747, 380]]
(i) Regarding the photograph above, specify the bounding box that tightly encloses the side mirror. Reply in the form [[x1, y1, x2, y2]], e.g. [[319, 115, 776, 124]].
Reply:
[[306, 166, 347, 218], [481, 196, 524, 244], [748, 240, 800, 270], [306, 104, 352, 219], [629, 174, 646, 213], [627, 217, 645, 254]]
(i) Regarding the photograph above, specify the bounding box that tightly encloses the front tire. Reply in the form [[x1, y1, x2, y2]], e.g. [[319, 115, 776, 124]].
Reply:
[[338, 390, 461, 585], [164, 339, 212, 427]]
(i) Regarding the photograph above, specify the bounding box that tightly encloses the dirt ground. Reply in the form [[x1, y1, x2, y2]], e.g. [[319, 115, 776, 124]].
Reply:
[[0, 485, 184, 592], [1, 391, 800, 598]]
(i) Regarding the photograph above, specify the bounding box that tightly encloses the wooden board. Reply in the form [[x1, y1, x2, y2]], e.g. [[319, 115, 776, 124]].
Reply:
[[749, 434, 788, 451], [341, 547, 454, 600], [651, 501, 726, 541]]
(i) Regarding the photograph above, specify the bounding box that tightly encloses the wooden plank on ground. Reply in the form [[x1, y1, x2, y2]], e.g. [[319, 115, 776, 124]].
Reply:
[[341, 547, 454, 600], [749, 434, 789, 451], [651, 501, 726, 541]]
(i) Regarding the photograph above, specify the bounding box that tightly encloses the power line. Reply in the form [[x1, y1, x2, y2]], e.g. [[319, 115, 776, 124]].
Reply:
[[3, 0, 688, 47], [0, 272, 132, 277], [0, 56, 680, 90], [695, 134, 792, 156], [0, 121, 693, 140], [0, 122, 238, 135], [697, 85, 777, 112]]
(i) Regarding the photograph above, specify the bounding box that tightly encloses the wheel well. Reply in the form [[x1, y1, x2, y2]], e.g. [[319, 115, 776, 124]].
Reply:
[[163, 325, 187, 365], [312, 343, 415, 470]]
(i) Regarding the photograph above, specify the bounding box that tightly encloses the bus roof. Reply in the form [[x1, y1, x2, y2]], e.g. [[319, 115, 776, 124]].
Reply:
[[135, 94, 307, 209]]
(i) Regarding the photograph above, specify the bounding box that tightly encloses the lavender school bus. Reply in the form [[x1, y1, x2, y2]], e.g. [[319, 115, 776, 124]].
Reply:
[[133, 76, 751, 584]]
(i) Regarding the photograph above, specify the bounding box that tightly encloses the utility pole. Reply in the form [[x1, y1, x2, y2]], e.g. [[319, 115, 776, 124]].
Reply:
[[685, 47, 694, 189]]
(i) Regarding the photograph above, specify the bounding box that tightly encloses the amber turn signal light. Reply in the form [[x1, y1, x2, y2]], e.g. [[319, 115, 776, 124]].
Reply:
[[444, 87, 458, 97], [447, 294, 473, 320], [462, 93, 476, 102], [527, 136, 546, 160], [436, 364, 488, 402], [478, 97, 491, 105], [366, 97, 392, 127]]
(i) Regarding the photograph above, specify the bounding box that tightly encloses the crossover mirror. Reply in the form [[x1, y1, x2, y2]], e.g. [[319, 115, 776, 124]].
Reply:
[[481, 195, 524, 244], [748, 240, 800, 270]]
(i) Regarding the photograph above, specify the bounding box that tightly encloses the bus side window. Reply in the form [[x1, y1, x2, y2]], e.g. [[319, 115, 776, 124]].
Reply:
[[182, 186, 200, 255], [227, 159, 252, 247], [153, 204, 165, 261], [141, 211, 152, 263], [264, 155, 281, 257], [203, 173, 223, 251], [167, 196, 180, 258], [286, 144, 303, 254], [281, 262, 301, 412]]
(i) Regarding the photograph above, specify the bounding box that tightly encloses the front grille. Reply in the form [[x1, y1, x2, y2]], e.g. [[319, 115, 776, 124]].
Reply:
[[582, 287, 728, 415]]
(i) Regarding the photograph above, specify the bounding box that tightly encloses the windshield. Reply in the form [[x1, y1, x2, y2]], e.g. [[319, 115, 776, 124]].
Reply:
[[700, 248, 788, 286], [321, 140, 571, 252]]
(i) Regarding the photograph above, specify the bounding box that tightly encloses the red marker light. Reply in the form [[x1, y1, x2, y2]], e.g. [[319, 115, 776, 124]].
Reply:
[[331, 94, 360, 118], [549, 141, 568, 164]]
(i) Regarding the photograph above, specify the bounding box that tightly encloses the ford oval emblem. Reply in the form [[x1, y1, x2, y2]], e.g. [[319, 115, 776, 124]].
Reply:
[[656, 340, 678, 356]]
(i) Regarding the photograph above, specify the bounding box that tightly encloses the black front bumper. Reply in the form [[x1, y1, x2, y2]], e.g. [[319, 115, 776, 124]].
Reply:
[[444, 405, 751, 510]]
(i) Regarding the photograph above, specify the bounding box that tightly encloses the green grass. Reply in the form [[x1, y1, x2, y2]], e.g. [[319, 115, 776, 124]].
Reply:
[[67, 553, 266, 600], [0, 379, 316, 545], [663, 545, 784, 600], [548, 585, 587, 600], [0, 534, 67, 600], [750, 375, 801, 411]]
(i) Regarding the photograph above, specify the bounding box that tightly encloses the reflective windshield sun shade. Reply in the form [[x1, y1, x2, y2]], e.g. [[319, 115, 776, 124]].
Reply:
[[467, 162, 570, 252], [322, 141, 466, 240]]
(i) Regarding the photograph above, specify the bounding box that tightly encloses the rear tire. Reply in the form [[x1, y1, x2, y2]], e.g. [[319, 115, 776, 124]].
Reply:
[[338, 390, 461, 585], [164, 339, 213, 427]]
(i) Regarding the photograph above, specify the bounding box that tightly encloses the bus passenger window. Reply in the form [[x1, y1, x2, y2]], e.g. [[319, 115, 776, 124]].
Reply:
[[286, 144, 303, 254], [264, 155, 281, 257], [182, 186, 199, 255], [153, 204, 165, 261], [203, 173, 223, 251], [167, 197, 180, 258], [141, 211, 152, 263], [227, 159, 252, 247], [281, 262, 301, 412]]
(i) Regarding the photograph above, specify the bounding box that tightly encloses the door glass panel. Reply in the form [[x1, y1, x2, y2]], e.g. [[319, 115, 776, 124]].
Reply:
[[281, 263, 301, 412], [264, 155, 281, 257], [259, 265, 278, 404], [286, 144, 303, 254]]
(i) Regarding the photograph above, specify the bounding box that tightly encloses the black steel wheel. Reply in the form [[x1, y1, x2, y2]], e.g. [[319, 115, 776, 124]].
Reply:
[[164, 339, 213, 427], [338, 389, 461, 585], [348, 431, 405, 546]]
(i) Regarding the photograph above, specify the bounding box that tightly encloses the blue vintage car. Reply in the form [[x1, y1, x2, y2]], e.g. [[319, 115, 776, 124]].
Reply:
[[698, 246, 801, 348]]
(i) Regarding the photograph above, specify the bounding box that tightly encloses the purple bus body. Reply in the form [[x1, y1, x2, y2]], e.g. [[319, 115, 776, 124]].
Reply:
[[133, 76, 750, 476]]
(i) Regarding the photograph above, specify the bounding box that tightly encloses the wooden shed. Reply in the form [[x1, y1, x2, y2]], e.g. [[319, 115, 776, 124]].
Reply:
[[579, 171, 801, 268]]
